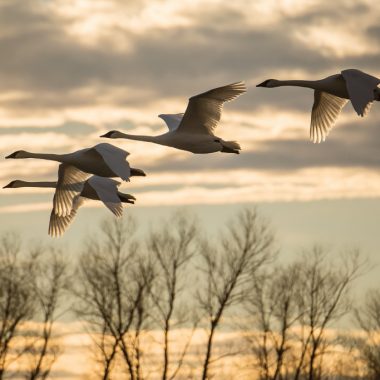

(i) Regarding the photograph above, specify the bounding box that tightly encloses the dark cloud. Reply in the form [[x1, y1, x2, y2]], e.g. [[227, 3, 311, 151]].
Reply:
[[366, 25, 380, 40], [0, 0, 379, 182], [0, 0, 378, 115]]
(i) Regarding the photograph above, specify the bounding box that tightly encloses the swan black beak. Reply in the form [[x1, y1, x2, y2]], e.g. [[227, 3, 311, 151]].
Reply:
[[3, 183, 12, 188], [256, 80, 270, 87], [100, 130, 120, 138], [131, 168, 146, 177], [5, 152, 16, 159]]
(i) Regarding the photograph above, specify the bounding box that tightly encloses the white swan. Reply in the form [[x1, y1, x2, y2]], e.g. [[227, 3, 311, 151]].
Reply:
[[100, 82, 247, 154], [257, 69, 380, 143], [5, 143, 145, 216], [3, 177, 136, 237]]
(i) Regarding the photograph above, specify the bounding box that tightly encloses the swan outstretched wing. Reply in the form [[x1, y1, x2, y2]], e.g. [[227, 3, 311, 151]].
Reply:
[[53, 164, 89, 217], [93, 143, 131, 181], [176, 81, 246, 135], [310, 91, 348, 143], [158, 113, 184, 132], [87, 176, 123, 217], [341, 69, 380, 117], [49, 197, 84, 237]]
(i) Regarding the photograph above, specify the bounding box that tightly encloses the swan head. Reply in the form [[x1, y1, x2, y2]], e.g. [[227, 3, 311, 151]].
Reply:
[[3, 180, 32, 188], [100, 130, 120, 139], [256, 79, 279, 88], [3, 180, 23, 188], [5, 150, 28, 159], [130, 168, 146, 177]]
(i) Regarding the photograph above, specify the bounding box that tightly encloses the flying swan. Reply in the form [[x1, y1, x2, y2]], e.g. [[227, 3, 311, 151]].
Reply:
[[5, 143, 145, 217], [3, 176, 136, 237], [257, 69, 380, 143], [100, 81, 247, 154]]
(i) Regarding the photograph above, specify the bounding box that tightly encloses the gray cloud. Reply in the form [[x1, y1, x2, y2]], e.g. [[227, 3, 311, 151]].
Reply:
[[0, 0, 379, 185], [0, 0, 378, 115]]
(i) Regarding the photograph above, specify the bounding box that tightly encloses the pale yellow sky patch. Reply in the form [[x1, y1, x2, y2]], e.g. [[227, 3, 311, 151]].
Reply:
[[1, 160, 58, 182], [0, 201, 52, 213], [227, 108, 310, 142], [245, 0, 321, 23], [294, 24, 379, 58], [50, 0, 333, 53], [0, 113, 65, 128], [0, 132, 75, 152], [53, 0, 195, 48]]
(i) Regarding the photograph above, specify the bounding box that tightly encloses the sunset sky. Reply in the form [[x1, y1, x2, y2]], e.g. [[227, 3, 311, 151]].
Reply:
[[0, 0, 379, 285]]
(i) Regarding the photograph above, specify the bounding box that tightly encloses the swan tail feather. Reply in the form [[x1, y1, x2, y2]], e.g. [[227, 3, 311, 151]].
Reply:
[[220, 140, 241, 154]]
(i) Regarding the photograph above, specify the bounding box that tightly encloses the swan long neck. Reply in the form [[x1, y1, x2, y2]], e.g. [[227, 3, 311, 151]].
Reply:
[[21, 152, 63, 161], [15, 181, 57, 188], [114, 131, 157, 143], [273, 79, 318, 89]]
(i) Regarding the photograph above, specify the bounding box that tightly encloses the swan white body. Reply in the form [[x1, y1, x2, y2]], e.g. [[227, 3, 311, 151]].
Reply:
[[3, 177, 136, 237], [5, 143, 145, 217], [100, 82, 247, 154], [257, 69, 380, 143]]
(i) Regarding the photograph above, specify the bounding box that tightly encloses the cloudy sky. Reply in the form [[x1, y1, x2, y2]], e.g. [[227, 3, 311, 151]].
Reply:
[[0, 0, 379, 271], [1, 1, 380, 378]]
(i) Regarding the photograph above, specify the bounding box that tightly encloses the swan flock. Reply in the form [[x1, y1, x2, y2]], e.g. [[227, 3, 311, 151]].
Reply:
[[4, 70, 379, 236]]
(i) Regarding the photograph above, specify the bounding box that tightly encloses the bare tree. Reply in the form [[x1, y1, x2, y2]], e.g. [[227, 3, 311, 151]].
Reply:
[[74, 217, 155, 380], [355, 288, 380, 379], [245, 247, 365, 380], [197, 208, 276, 380], [293, 247, 365, 380], [24, 249, 69, 380], [245, 263, 302, 380], [0, 234, 35, 379], [148, 212, 198, 380]]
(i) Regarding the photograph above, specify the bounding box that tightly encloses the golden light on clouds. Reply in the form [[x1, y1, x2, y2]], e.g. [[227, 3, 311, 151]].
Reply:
[[294, 24, 379, 58], [0, 132, 74, 151], [0, 0, 379, 229], [0, 2, 379, 379], [52, 0, 194, 47]]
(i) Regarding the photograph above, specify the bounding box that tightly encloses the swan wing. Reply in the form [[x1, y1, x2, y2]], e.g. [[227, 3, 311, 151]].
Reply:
[[310, 91, 348, 143], [176, 81, 246, 135], [93, 143, 131, 181], [48, 196, 84, 237], [158, 113, 184, 132], [341, 69, 380, 116], [87, 176, 123, 217], [53, 164, 89, 217]]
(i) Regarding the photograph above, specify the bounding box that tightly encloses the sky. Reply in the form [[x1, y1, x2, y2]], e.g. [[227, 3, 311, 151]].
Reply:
[[0, 0, 379, 287]]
